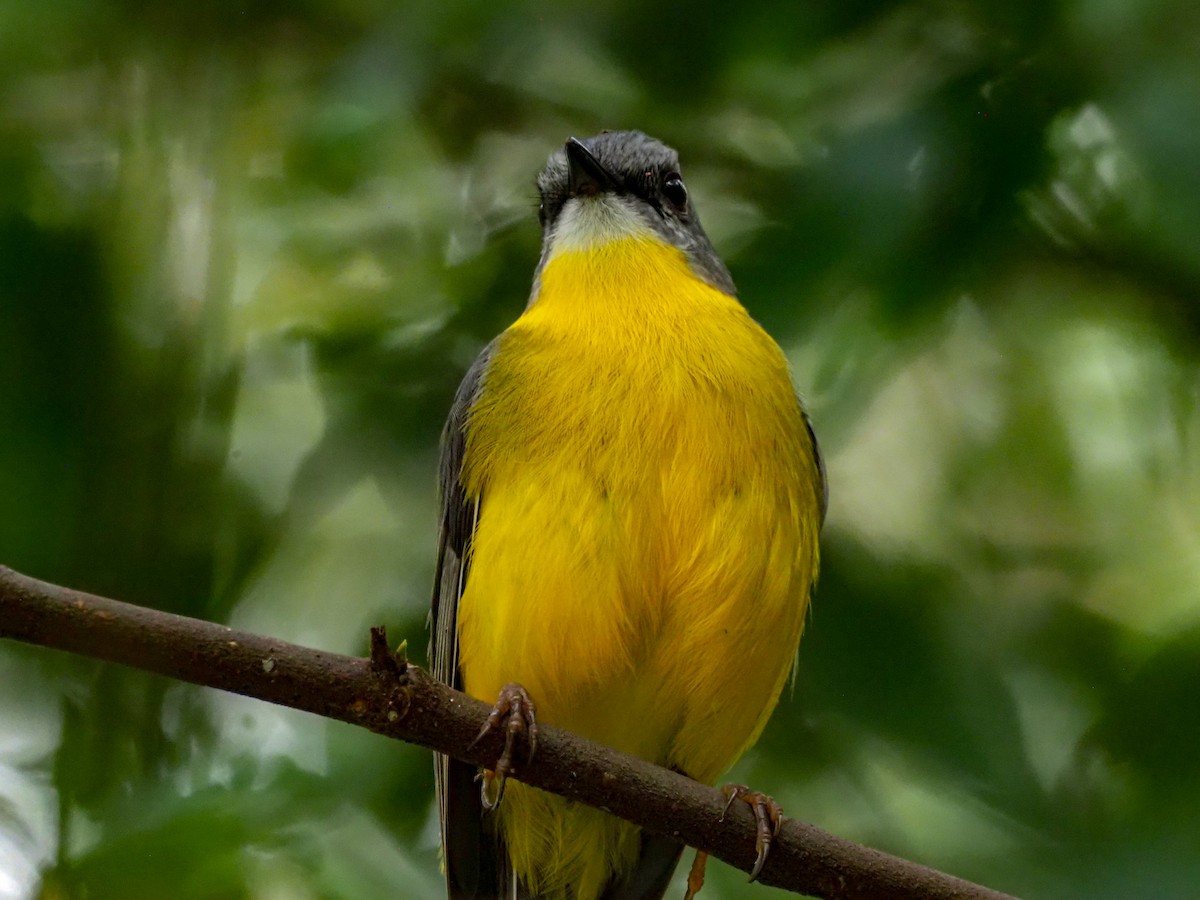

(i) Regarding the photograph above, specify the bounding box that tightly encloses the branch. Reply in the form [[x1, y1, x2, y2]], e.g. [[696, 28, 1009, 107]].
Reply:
[[0, 566, 1018, 900]]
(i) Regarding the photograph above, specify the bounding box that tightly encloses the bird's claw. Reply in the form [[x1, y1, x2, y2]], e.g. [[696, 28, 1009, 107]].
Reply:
[[469, 682, 539, 810], [721, 783, 783, 882]]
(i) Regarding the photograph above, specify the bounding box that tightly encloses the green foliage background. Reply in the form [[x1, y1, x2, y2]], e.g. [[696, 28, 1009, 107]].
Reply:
[[2, 1, 1198, 898]]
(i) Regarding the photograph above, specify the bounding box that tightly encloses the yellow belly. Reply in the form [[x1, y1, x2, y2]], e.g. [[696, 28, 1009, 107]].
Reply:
[[455, 237, 821, 899]]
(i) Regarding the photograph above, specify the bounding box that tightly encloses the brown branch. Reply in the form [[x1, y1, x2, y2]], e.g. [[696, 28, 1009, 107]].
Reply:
[[0, 565, 1019, 900]]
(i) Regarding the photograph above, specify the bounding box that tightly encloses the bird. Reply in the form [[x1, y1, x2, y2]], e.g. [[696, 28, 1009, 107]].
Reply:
[[430, 130, 825, 900]]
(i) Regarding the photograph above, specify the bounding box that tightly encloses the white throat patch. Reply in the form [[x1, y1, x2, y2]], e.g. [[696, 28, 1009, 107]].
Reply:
[[548, 194, 655, 256]]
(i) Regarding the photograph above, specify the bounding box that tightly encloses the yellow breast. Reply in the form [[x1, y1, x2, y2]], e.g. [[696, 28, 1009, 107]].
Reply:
[[454, 234, 821, 899]]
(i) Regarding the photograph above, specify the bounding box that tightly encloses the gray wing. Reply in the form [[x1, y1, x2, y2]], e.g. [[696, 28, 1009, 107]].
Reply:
[[431, 343, 509, 900], [803, 409, 828, 527], [431, 343, 492, 692]]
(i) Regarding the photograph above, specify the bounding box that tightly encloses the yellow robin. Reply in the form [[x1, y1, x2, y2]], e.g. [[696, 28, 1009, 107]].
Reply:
[[431, 130, 825, 899]]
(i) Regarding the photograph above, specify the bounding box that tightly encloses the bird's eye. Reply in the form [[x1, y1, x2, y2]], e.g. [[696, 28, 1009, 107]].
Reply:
[[538, 200, 547, 226], [662, 173, 687, 211]]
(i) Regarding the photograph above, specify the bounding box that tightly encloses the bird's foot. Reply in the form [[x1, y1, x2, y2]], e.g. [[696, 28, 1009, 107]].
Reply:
[[720, 784, 783, 882], [468, 682, 539, 810]]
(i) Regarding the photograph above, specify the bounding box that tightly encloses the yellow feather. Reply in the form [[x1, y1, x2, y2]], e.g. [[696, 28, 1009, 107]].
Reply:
[[456, 234, 821, 898]]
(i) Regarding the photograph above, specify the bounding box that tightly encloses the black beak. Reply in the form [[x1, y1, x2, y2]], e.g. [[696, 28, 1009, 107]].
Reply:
[[566, 137, 617, 198]]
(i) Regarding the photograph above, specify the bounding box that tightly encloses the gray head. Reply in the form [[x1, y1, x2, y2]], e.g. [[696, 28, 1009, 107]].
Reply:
[[532, 131, 736, 296]]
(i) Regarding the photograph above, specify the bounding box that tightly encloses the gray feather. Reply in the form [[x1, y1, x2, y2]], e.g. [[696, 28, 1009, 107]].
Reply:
[[431, 343, 506, 899], [803, 409, 828, 527]]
